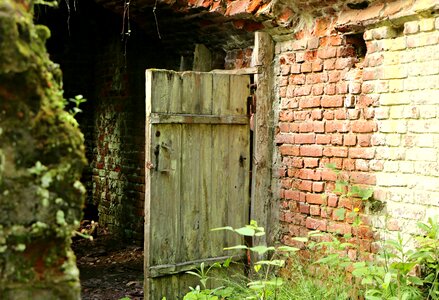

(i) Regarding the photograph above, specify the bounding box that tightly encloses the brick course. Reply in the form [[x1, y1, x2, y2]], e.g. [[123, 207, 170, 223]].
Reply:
[[275, 6, 439, 258]]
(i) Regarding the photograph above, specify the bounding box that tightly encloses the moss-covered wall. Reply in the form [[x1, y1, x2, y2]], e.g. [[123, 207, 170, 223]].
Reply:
[[0, 1, 86, 299]]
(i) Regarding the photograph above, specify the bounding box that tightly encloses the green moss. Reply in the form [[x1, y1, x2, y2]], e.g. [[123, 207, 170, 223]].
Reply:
[[0, 1, 86, 298]]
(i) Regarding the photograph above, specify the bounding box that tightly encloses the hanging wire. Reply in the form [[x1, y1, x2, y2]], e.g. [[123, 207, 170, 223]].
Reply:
[[153, 0, 162, 39], [121, 0, 131, 59], [121, 0, 131, 40], [65, 0, 71, 35]]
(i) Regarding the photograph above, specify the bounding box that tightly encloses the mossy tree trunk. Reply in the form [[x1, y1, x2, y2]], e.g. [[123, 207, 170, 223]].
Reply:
[[0, 1, 86, 299]]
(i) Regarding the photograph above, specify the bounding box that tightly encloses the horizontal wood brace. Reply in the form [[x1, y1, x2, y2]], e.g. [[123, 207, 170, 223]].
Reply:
[[148, 255, 243, 278], [150, 113, 249, 124], [210, 66, 260, 75]]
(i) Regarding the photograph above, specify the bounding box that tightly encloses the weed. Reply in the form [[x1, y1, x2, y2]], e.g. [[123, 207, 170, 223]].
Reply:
[[352, 217, 439, 299]]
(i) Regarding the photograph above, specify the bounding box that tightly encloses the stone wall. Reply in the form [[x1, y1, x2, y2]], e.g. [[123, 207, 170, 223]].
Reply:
[[273, 0, 439, 255], [0, 1, 86, 298]]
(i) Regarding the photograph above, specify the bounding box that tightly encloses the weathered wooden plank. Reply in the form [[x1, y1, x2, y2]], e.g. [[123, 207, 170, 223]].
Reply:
[[181, 72, 214, 114], [227, 75, 250, 251], [180, 123, 202, 263], [210, 74, 230, 256], [144, 70, 153, 300], [200, 72, 213, 114], [193, 44, 212, 72], [168, 71, 183, 113], [177, 272, 203, 299], [149, 124, 182, 268], [212, 73, 230, 115], [150, 113, 249, 125], [150, 275, 177, 300], [229, 75, 250, 116], [149, 255, 241, 277], [199, 123, 212, 261], [147, 70, 171, 113], [211, 66, 260, 75], [181, 72, 195, 114], [226, 124, 250, 250], [250, 32, 276, 246]]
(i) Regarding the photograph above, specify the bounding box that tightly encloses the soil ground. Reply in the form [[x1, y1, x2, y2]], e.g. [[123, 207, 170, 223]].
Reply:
[[72, 232, 144, 300]]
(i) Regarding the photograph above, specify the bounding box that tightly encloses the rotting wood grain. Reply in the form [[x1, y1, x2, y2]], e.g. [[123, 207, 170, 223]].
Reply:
[[250, 32, 276, 247], [145, 69, 250, 300]]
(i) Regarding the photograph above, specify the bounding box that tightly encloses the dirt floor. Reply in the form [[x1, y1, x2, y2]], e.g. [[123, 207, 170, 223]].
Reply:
[[72, 231, 144, 300]]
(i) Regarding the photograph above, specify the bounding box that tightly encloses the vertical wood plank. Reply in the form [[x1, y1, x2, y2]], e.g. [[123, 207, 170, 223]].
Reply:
[[227, 75, 250, 250], [193, 44, 213, 72], [229, 75, 249, 116], [200, 73, 213, 114], [212, 74, 230, 114], [198, 123, 212, 260], [151, 276, 177, 300], [144, 70, 153, 300], [210, 74, 231, 254], [250, 32, 276, 246], [181, 72, 196, 114], [168, 72, 183, 113], [150, 124, 181, 267], [210, 126, 230, 252], [180, 124, 205, 262], [180, 71, 198, 263], [150, 70, 171, 113], [226, 123, 250, 250]]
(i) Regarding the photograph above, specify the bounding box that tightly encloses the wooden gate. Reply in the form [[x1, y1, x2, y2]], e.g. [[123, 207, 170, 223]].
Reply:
[[144, 70, 251, 299]]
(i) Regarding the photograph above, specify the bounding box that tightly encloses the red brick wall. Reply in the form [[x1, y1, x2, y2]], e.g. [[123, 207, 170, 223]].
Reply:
[[274, 18, 379, 259], [225, 47, 253, 69], [274, 1, 439, 256]]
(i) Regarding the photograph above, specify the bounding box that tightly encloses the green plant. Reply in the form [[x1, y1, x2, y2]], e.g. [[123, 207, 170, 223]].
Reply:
[[64, 94, 87, 117], [183, 285, 237, 300], [352, 217, 439, 300], [413, 217, 439, 299], [184, 220, 302, 299], [297, 230, 360, 299], [183, 217, 439, 300], [59, 94, 87, 128], [326, 163, 382, 212], [214, 220, 303, 299], [186, 259, 232, 289]]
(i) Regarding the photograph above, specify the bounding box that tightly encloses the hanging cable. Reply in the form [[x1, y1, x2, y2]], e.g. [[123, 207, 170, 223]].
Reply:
[[153, 0, 162, 39]]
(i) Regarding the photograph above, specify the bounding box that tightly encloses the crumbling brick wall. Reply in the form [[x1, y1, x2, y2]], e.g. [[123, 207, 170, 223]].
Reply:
[[91, 32, 181, 240], [225, 47, 254, 69], [275, 23, 377, 258], [273, 0, 439, 256], [365, 18, 439, 235], [39, 3, 186, 240]]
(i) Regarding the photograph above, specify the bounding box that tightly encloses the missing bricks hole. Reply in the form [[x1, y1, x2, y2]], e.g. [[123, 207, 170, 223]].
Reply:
[[393, 25, 404, 36], [345, 33, 367, 60], [347, 1, 369, 10]]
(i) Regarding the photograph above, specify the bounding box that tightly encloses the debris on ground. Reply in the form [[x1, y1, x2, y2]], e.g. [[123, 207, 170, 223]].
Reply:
[[72, 227, 144, 300]]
